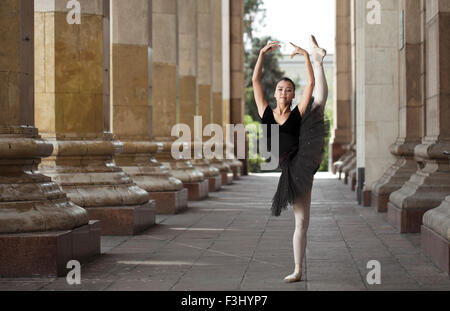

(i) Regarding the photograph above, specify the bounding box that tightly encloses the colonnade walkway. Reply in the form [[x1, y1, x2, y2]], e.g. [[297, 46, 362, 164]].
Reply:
[[1, 173, 450, 291]]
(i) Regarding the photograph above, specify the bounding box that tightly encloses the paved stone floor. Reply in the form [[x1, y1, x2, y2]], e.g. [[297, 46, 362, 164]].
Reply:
[[1, 173, 450, 291]]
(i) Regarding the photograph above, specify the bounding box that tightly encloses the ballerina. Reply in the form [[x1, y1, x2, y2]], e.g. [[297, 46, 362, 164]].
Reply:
[[252, 35, 328, 283]]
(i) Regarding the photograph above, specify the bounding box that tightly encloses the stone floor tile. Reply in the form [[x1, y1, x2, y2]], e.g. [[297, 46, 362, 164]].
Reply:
[[39, 279, 113, 291], [306, 280, 367, 291], [3, 173, 449, 291], [0, 281, 51, 291], [105, 279, 175, 291]]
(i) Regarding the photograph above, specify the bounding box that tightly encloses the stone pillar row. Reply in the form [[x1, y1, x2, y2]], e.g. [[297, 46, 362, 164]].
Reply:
[[331, 0, 352, 175], [152, 0, 208, 203], [371, 0, 423, 214], [338, 0, 450, 274], [110, 0, 187, 215], [227, 0, 245, 178], [189, 0, 221, 194], [0, 0, 246, 277], [0, 0, 100, 277], [391, 0, 450, 274], [386, 0, 450, 234], [333, 0, 356, 194], [34, 0, 155, 236]]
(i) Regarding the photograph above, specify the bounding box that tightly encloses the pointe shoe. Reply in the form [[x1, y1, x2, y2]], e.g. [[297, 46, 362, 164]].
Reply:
[[309, 35, 327, 64], [283, 272, 302, 283]]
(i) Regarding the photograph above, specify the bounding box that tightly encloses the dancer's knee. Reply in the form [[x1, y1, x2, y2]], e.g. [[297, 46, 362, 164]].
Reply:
[[294, 217, 309, 233]]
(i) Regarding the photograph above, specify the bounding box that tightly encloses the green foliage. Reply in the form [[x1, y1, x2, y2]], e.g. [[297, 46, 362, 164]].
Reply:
[[243, 0, 333, 173], [244, 114, 265, 173], [319, 106, 333, 172], [244, 0, 265, 42]]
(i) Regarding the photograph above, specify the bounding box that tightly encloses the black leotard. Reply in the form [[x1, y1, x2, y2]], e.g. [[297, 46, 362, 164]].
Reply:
[[259, 104, 301, 161], [257, 98, 329, 216]]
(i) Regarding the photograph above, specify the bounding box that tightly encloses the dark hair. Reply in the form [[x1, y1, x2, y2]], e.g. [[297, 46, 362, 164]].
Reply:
[[276, 77, 296, 92]]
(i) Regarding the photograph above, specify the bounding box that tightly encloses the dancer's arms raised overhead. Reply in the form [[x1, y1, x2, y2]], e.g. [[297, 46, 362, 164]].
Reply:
[[290, 42, 315, 117], [252, 41, 281, 119]]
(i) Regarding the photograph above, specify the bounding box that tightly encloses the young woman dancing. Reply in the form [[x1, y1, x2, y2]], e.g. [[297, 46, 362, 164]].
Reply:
[[252, 35, 328, 283]]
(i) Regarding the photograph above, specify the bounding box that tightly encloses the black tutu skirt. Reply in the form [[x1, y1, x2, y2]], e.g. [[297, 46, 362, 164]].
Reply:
[[271, 99, 330, 217]]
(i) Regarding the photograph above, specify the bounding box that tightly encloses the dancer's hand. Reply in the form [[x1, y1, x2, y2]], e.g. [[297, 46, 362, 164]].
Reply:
[[289, 42, 308, 59], [260, 41, 281, 56]]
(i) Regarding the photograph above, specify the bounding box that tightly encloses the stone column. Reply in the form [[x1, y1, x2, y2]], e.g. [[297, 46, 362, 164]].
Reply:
[[212, 0, 241, 181], [178, 0, 197, 160], [388, 1, 450, 233], [208, 0, 227, 189], [34, 0, 154, 235], [212, 0, 223, 136], [355, 0, 399, 206], [152, 0, 208, 201], [0, 0, 100, 277], [110, 0, 187, 215], [371, 0, 423, 212], [330, 0, 353, 172], [346, 0, 358, 192], [210, 0, 234, 185], [229, 0, 244, 135], [227, 0, 245, 179], [334, 0, 356, 188], [422, 196, 450, 274], [196, 0, 212, 126], [191, 0, 221, 192], [221, 0, 231, 136]]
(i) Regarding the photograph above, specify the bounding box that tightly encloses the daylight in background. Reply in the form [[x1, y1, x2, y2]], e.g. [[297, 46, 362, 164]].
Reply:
[[255, 0, 336, 99], [245, 0, 336, 173], [253, 0, 336, 54]]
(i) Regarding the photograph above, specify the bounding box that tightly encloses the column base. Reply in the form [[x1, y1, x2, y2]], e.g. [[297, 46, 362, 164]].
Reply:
[[421, 197, 450, 274], [0, 221, 100, 278], [225, 159, 242, 180], [343, 157, 356, 185], [184, 180, 209, 201], [372, 191, 391, 213], [349, 168, 357, 191], [421, 226, 450, 274], [387, 203, 426, 233], [86, 202, 156, 235], [370, 155, 418, 213], [363, 190, 371, 207], [148, 189, 188, 214], [221, 171, 234, 185], [208, 175, 222, 192], [231, 166, 240, 180], [330, 141, 346, 174], [334, 151, 353, 179], [387, 160, 450, 233]]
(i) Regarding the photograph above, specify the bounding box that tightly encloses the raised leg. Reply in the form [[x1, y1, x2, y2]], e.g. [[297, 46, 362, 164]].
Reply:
[[310, 35, 328, 111]]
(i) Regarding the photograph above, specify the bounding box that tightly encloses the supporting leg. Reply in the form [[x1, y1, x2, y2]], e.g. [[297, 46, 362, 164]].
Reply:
[[284, 190, 312, 283]]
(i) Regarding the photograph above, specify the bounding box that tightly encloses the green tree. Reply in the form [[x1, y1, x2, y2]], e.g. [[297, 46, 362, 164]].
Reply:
[[244, 114, 265, 173], [244, 36, 285, 121], [244, 0, 286, 172], [244, 0, 265, 43], [319, 108, 333, 172]]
